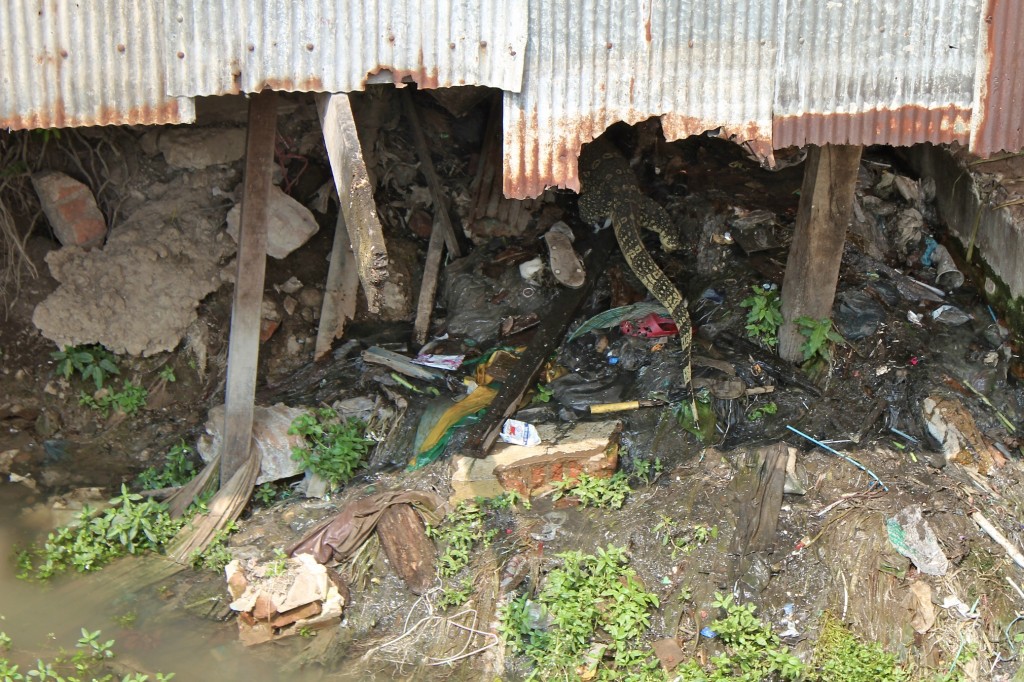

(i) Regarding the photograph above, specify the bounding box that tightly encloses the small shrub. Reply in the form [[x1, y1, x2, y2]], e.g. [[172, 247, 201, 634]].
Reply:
[[425, 500, 498, 577], [810, 611, 910, 682], [747, 401, 778, 421], [78, 380, 148, 417], [288, 408, 373, 489], [740, 286, 783, 349], [796, 316, 846, 364]]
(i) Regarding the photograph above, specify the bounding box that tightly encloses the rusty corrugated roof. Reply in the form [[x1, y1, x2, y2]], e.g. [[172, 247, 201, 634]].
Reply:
[[0, 0, 194, 129], [164, 0, 528, 97], [2, 0, 1021, 200]]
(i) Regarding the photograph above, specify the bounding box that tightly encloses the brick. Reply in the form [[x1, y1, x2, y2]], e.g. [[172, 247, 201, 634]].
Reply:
[[31, 171, 107, 248]]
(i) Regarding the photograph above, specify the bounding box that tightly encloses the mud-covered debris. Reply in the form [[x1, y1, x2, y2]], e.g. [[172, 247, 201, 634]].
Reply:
[[921, 395, 997, 472], [376, 502, 436, 594], [158, 127, 246, 170], [886, 505, 949, 576]]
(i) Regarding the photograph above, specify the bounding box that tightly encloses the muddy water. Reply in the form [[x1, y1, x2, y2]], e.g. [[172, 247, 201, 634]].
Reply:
[[0, 484, 330, 681]]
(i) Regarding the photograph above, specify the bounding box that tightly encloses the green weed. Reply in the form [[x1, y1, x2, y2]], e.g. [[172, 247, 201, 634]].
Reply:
[[134, 441, 196, 490], [499, 545, 662, 681], [0, 628, 174, 681], [810, 611, 909, 682], [15, 485, 183, 581], [530, 383, 554, 404], [425, 500, 498, 578], [551, 470, 632, 509], [157, 366, 176, 383], [653, 516, 718, 559], [78, 380, 147, 417], [675, 592, 803, 681], [796, 316, 847, 365], [437, 578, 474, 611], [52, 344, 119, 390], [188, 522, 237, 573], [740, 286, 783, 349], [288, 408, 373, 489], [747, 401, 778, 421]]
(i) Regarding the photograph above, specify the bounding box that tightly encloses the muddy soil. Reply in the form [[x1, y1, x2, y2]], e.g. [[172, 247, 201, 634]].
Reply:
[[1, 90, 1023, 681]]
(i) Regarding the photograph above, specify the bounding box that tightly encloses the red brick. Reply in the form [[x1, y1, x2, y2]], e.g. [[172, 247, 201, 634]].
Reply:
[[31, 171, 107, 248]]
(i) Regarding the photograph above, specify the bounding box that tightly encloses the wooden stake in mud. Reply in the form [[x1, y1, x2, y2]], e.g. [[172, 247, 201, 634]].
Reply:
[[778, 144, 862, 363], [221, 91, 278, 484]]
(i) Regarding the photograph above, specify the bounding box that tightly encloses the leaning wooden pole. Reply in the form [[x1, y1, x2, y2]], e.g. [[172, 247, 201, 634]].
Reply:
[[221, 91, 278, 484], [778, 144, 862, 363]]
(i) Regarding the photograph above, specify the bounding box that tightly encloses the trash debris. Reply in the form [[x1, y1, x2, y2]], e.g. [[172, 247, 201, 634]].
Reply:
[[411, 354, 465, 371], [885, 506, 949, 576], [499, 419, 541, 446], [362, 346, 444, 381], [543, 221, 585, 288], [930, 304, 972, 326]]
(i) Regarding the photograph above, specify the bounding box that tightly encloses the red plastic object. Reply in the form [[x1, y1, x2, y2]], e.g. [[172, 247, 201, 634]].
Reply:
[[621, 313, 678, 338]]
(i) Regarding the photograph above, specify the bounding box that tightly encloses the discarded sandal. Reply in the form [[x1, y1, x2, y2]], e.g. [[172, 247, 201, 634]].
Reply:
[[543, 221, 585, 288]]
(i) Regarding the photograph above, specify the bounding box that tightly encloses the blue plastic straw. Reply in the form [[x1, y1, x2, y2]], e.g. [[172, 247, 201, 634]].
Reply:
[[786, 425, 889, 491], [889, 427, 920, 444]]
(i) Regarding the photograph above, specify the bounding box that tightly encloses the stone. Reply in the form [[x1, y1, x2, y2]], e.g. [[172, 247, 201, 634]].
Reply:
[[450, 420, 622, 502], [158, 127, 247, 169], [225, 185, 319, 259], [197, 403, 311, 485], [31, 171, 107, 248]]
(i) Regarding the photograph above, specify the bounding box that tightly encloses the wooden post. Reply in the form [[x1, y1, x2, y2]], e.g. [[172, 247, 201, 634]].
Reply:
[[314, 210, 360, 360], [317, 93, 389, 313], [412, 216, 446, 346], [778, 144, 862, 363], [221, 91, 277, 484]]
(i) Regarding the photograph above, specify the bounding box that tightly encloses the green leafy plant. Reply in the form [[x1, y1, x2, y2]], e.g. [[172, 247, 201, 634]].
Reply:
[[0, 628, 174, 682], [135, 441, 196, 490], [810, 611, 910, 682], [437, 578, 474, 611], [157, 366, 176, 383], [631, 457, 663, 484], [796, 316, 847, 365], [653, 516, 719, 559], [15, 485, 183, 581], [740, 286, 783, 349], [51, 344, 119, 390], [288, 408, 373, 489], [676, 592, 803, 681], [747, 401, 778, 421], [78, 380, 148, 418], [499, 545, 662, 681], [551, 471, 632, 509], [253, 483, 278, 507], [188, 522, 237, 573], [425, 500, 498, 578], [489, 490, 531, 511], [530, 383, 554, 404]]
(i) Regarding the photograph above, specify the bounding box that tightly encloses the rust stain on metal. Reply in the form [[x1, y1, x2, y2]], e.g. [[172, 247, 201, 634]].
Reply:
[[363, 64, 441, 90], [258, 76, 325, 93], [3, 98, 184, 130], [773, 105, 972, 150], [972, 0, 1023, 156]]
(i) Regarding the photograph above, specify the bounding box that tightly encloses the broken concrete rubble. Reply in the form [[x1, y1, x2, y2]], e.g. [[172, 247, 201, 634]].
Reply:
[[158, 127, 247, 170]]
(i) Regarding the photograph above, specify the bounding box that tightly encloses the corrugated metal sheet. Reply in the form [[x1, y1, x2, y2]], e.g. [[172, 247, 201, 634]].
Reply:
[[971, 0, 1024, 155], [165, 0, 528, 97], [502, 0, 992, 198], [772, 0, 981, 149], [503, 0, 779, 199], [0, 0, 194, 129]]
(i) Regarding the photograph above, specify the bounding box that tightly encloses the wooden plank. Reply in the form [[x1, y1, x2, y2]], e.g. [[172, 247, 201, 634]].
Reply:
[[412, 215, 446, 346], [376, 503, 436, 595], [317, 93, 389, 313], [221, 91, 277, 484], [778, 144, 862, 363], [461, 229, 614, 457], [729, 443, 788, 556], [314, 210, 360, 360], [400, 89, 462, 257]]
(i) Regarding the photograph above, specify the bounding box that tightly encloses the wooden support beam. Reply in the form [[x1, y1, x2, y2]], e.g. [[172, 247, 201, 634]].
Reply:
[[314, 210, 360, 360], [412, 216, 446, 346], [778, 144, 863, 363], [221, 91, 278, 484], [401, 89, 461, 258], [461, 229, 614, 458], [317, 93, 389, 313]]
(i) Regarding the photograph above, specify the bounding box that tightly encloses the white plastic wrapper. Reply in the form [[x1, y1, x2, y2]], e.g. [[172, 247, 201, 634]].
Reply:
[[500, 419, 541, 446]]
